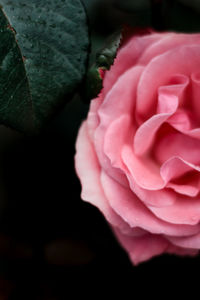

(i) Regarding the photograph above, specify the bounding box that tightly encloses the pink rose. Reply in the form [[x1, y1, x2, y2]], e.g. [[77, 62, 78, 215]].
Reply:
[[75, 31, 200, 265]]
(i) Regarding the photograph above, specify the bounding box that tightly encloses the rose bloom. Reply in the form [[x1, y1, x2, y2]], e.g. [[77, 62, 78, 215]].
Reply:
[[75, 31, 200, 265]]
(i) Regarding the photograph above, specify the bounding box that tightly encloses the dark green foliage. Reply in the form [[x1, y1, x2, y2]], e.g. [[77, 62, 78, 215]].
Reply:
[[0, 0, 89, 133], [84, 31, 121, 102]]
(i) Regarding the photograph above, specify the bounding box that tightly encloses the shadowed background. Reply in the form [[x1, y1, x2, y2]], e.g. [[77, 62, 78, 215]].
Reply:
[[0, 0, 200, 298]]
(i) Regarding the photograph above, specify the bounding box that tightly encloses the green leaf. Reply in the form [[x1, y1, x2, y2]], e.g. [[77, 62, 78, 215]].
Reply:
[[84, 30, 122, 102], [0, 0, 89, 133]]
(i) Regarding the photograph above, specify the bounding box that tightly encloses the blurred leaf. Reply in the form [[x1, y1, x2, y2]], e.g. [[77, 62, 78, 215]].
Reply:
[[84, 30, 122, 102], [114, 0, 151, 12], [0, 0, 89, 133]]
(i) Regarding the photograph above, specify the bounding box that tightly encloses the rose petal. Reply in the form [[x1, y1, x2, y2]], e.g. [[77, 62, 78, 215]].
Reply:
[[166, 232, 200, 249], [167, 108, 200, 140], [139, 32, 200, 65], [94, 66, 143, 186], [137, 45, 200, 120], [113, 227, 169, 265], [191, 71, 200, 121], [75, 122, 133, 235], [104, 114, 132, 169], [148, 193, 200, 225], [87, 97, 103, 140], [134, 93, 178, 155], [154, 132, 200, 166], [127, 175, 176, 207], [167, 182, 199, 197], [166, 244, 198, 256], [160, 156, 200, 183], [122, 145, 165, 190], [100, 170, 200, 236], [102, 33, 164, 97]]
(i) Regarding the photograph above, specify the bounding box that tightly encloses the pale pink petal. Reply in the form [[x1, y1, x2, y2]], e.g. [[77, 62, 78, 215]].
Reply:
[[100, 170, 200, 236], [167, 108, 200, 140], [134, 94, 178, 155], [94, 66, 143, 187], [113, 227, 169, 265], [102, 33, 164, 97], [137, 45, 200, 119], [167, 182, 199, 197], [160, 156, 200, 183], [148, 194, 200, 225], [127, 176, 176, 207], [104, 114, 132, 169], [167, 109, 194, 131], [157, 74, 189, 110], [154, 132, 200, 165], [121, 145, 165, 190], [139, 32, 200, 65], [86, 97, 103, 140], [75, 122, 133, 235]]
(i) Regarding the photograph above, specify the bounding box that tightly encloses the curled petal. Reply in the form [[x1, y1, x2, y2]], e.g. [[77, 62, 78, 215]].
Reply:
[[160, 156, 200, 183], [100, 170, 200, 236], [134, 93, 178, 155], [122, 145, 165, 190], [137, 45, 200, 120]]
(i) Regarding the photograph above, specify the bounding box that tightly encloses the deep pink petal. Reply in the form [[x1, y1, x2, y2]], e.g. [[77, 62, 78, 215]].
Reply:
[[166, 232, 200, 249], [166, 244, 198, 256], [100, 170, 200, 236], [191, 71, 200, 121], [113, 227, 169, 265]]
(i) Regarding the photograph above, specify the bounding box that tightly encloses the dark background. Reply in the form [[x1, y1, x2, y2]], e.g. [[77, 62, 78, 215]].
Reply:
[[0, 0, 200, 298]]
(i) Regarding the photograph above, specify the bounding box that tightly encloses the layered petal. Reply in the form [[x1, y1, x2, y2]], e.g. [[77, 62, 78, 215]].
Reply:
[[102, 33, 164, 97], [137, 45, 200, 120], [154, 132, 200, 166], [75, 122, 133, 235], [191, 71, 200, 121], [94, 66, 143, 186], [134, 93, 178, 155], [148, 194, 200, 225], [139, 32, 200, 65], [166, 232, 200, 249], [122, 145, 165, 190], [113, 227, 169, 265], [100, 170, 200, 236]]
